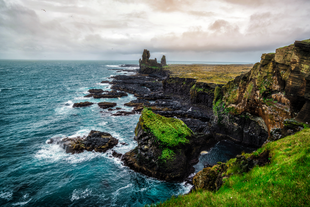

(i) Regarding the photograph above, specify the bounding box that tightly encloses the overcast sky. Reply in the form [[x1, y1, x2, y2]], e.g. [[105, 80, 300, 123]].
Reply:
[[0, 0, 310, 62]]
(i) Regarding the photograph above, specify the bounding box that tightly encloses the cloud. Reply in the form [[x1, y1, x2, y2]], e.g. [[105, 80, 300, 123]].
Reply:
[[0, 0, 310, 61]]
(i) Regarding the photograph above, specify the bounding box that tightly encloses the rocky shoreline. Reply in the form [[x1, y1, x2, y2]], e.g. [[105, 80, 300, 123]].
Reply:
[[50, 39, 310, 193]]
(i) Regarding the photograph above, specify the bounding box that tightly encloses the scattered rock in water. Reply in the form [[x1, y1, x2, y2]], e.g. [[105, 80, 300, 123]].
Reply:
[[112, 150, 123, 159], [98, 102, 117, 109], [47, 130, 118, 154], [120, 142, 129, 146], [88, 89, 104, 94], [73, 102, 94, 107], [101, 80, 111, 84], [93, 90, 128, 99], [112, 111, 136, 116]]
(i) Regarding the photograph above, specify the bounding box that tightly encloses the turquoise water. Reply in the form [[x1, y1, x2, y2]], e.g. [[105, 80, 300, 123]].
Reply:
[[0, 60, 254, 206], [0, 60, 191, 206]]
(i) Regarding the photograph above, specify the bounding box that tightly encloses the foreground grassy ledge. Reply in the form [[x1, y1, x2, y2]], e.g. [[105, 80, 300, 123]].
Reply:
[[154, 128, 310, 206]]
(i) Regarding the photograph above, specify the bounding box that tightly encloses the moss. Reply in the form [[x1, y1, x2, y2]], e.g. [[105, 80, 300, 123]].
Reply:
[[245, 82, 254, 100], [213, 86, 222, 104], [160, 148, 175, 162], [139, 109, 192, 147]]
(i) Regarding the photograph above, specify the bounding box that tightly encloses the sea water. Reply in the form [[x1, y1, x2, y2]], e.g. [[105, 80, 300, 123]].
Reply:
[[0, 60, 254, 206]]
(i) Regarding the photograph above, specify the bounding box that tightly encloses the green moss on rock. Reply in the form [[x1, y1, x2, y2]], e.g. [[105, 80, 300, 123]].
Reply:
[[139, 109, 192, 147]]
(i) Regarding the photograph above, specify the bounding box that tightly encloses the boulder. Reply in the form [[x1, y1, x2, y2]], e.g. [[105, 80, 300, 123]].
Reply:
[[47, 130, 118, 154], [98, 102, 117, 109], [73, 102, 94, 107]]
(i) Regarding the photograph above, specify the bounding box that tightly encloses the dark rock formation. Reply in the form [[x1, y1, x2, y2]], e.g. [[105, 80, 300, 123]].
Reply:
[[47, 130, 118, 154], [122, 109, 215, 182], [73, 102, 94, 107], [88, 89, 104, 94], [112, 111, 136, 116], [93, 90, 128, 99], [161, 55, 167, 66], [98, 102, 117, 109], [139, 49, 167, 75]]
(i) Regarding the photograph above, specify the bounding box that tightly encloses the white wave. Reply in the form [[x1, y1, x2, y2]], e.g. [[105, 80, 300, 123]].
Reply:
[[178, 182, 192, 195], [112, 184, 133, 197], [106, 65, 120, 68], [71, 188, 92, 201], [55, 100, 74, 114], [68, 129, 90, 138], [12, 198, 32, 206], [99, 121, 108, 126], [0, 191, 13, 200]]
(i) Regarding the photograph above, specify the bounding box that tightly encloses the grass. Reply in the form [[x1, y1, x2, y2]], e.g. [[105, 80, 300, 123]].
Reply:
[[153, 128, 310, 207], [139, 108, 192, 148], [164, 64, 253, 84]]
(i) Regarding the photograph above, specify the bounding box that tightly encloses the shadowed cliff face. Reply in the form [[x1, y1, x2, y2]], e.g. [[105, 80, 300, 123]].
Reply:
[[215, 40, 310, 134]]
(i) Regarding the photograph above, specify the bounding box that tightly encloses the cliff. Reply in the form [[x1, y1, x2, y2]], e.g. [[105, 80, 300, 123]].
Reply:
[[212, 39, 310, 143]]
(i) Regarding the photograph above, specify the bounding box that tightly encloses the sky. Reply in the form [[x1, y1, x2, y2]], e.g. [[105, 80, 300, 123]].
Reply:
[[0, 0, 310, 62]]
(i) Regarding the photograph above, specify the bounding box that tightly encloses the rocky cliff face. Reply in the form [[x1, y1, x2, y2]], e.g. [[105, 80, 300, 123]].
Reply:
[[213, 40, 310, 142]]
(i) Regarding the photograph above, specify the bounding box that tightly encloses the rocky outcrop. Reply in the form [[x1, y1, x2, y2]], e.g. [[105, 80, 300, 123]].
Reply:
[[212, 39, 310, 142], [47, 130, 118, 153], [122, 109, 215, 181], [73, 102, 94, 107], [139, 49, 167, 75]]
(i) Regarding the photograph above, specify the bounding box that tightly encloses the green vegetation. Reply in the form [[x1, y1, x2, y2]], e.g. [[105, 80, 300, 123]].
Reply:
[[140, 109, 192, 147], [301, 39, 310, 43], [154, 128, 310, 207], [159, 148, 175, 162]]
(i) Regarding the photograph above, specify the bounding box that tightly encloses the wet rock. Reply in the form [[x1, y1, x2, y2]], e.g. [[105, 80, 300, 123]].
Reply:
[[88, 89, 104, 94], [112, 111, 136, 116], [47, 130, 118, 154], [73, 102, 94, 107], [93, 90, 128, 99], [112, 150, 123, 159], [98, 102, 117, 109], [101, 80, 111, 84]]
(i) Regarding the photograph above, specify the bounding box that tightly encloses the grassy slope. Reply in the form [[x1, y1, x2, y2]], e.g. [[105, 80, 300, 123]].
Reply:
[[154, 128, 310, 207], [164, 64, 253, 84]]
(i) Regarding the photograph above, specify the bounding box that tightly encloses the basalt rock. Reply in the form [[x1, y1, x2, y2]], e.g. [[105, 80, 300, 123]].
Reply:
[[98, 102, 117, 109], [88, 89, 104, 94], [73, 102, 94, 107], [47, 130, 118, 154], [139, 49, 167, 76], [93, 90, 128, 99], [122, 109, 215, 182]]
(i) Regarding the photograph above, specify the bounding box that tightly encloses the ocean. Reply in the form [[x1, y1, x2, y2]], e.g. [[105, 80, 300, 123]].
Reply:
[[0, 60, 254, 206]]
